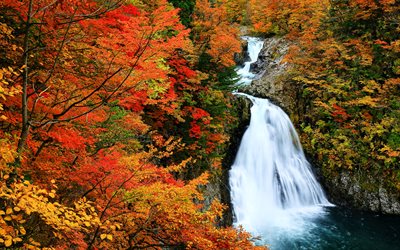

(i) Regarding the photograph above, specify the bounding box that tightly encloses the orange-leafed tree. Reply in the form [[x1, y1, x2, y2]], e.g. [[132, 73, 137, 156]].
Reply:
[[0, 0, 189, 181], [282, 0, 400, 190], [0, 0, 265, 249], [249, 0, 328, 39], [192, 0, 241, 68]]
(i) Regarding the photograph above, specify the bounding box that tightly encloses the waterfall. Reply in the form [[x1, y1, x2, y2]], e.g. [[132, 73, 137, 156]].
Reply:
[[236, 37, 264, 85], [230, 38, 333, 248]]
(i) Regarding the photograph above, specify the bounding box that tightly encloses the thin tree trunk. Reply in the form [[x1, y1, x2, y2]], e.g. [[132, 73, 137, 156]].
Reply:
[[16, 0, 34, 164]]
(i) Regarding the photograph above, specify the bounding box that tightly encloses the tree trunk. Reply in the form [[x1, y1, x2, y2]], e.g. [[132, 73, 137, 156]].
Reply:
[[16, 0, 33, 164]]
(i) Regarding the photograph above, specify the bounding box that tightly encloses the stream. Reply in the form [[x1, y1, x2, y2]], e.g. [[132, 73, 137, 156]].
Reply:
[[255, 206, 400, 249]]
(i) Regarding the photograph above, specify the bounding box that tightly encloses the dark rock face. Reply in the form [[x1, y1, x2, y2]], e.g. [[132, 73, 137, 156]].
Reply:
[[324, 172, 400, 214], [234, 40, 250, 67], [228, 36, 400, 215], [220, 97, 251, 226]]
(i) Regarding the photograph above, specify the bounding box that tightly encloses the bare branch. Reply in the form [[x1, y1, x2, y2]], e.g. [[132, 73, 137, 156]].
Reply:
[[53, 67, 123, 119], [42, 8, 78, 87]]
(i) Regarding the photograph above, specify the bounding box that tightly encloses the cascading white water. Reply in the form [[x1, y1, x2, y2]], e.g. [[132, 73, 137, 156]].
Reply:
[[236, 37, 264, 85], [229, 94, 332, 230], [230, 38, 333, 249]]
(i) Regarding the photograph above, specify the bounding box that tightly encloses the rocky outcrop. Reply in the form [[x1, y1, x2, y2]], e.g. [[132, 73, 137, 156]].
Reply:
[[234, 36, 400, 215], [325, 172, 400, 214], [240, 37, 299, 115]]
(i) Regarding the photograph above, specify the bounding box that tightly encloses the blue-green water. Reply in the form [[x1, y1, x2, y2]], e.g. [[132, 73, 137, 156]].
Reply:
[[257, 207, 400, 250]]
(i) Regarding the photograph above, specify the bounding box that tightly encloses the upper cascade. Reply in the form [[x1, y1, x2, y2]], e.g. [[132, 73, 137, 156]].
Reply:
[[236, 36, 264, 85]]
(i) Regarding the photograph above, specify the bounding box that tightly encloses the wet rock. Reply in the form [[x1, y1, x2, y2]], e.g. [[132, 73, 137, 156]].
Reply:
[[392, 199, 400, 213], [379, 188, 391, 212], [379, 187, 400, 214], [367, 193, 380, 212], [323, 171, 400, 214]]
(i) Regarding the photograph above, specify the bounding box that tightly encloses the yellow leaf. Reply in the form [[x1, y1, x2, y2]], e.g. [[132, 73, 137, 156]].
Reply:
[[13, 237, 22, 243], [4, 240, 12, 247], [100, 234, 107, 240], [49, 192, 55, 198], [6, 207, 12, 214], [11, 214, 21, 220], [13, 206, 21, 212], [4, 215, 12, 221], [20, 227, 26, 235], [4, 236, 12, 247], [107, 234, 113, 241], [0, 210, 5, 215]]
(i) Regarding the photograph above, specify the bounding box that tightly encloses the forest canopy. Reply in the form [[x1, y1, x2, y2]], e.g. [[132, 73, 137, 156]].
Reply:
[[0, 0, 399, 248]]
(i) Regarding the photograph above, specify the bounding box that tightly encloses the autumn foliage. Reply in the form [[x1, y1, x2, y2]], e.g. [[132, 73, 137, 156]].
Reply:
[[5, 0, 399, 247], [0, 0, 265, 249], [245, 0, 400, 190]]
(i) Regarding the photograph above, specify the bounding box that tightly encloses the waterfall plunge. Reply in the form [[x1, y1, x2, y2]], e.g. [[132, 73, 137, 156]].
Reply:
[[230, 38, 333, 247]]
